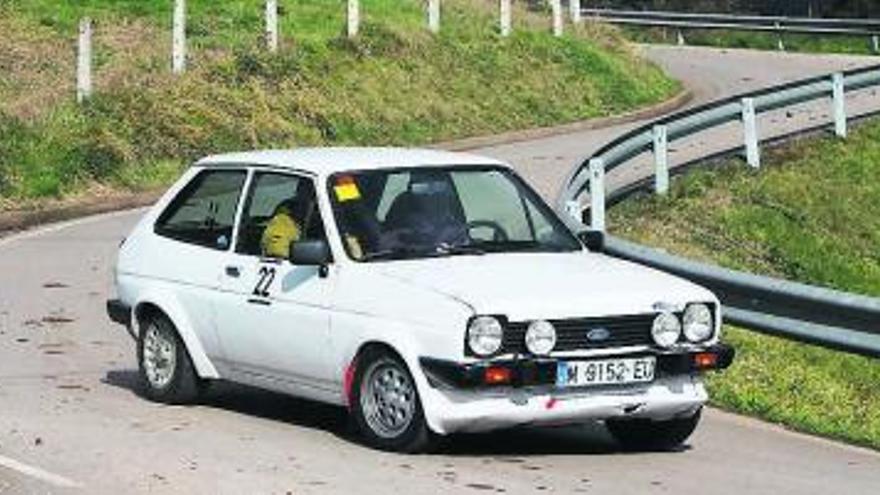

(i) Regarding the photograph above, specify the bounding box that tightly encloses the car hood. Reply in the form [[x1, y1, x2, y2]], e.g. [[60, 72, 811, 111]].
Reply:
[[373, 251, 717, 321]]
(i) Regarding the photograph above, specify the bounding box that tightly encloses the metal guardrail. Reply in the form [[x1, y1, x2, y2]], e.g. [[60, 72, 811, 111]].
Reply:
[[556, 64, 880, 357], [583, 8, 880, 51]]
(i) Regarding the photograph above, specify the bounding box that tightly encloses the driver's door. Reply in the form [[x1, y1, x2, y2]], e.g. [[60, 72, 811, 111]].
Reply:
[[215, 170, 336, 398]]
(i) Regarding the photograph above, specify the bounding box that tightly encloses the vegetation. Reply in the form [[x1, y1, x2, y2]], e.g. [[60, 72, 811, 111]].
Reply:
[[622, 26, 879, 56], [610, 120, 880, 449], [0, 0, 678, 209]]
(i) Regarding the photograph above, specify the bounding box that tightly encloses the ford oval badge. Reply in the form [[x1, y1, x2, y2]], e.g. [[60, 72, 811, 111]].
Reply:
[[587, 327, 611, 342]]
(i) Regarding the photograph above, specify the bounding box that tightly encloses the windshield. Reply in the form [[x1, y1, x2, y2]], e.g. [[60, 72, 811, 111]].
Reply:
[[327, 166, 582, 262]]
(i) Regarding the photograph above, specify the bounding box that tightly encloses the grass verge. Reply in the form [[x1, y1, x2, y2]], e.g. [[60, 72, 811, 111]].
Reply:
[[610, 119, 880, 450], [0, 0, 678, 209], [622, 26, 880, 56]]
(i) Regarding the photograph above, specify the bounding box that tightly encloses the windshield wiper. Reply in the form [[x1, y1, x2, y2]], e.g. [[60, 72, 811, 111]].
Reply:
[[436, 244, 486, 257], [361, 244, 485, 262]]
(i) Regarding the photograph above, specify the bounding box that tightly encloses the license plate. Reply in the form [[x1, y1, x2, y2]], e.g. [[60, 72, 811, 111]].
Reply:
[[556, 357, 656, 388]]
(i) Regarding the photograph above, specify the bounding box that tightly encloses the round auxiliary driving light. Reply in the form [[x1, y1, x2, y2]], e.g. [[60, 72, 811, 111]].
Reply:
[[525, 320, 557, 356], [652, 312, 682, 348], [467, 316, 503, 357], [683, 304, 714, 343]]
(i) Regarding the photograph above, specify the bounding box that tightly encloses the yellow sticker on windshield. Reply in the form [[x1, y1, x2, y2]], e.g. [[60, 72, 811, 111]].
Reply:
[[334, 176, 361, 202]]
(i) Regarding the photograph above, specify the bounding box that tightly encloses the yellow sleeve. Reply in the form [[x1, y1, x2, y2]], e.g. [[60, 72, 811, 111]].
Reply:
[[261, 213, 301, 258]]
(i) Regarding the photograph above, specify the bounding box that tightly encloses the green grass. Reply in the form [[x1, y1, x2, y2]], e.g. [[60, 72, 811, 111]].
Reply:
[[610, 120, 880, 450], [0, 1, 678, 207], [622, 26, 880, 56]]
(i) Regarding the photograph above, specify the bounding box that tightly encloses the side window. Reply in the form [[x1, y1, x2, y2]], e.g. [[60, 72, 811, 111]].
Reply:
[[155, 169, 246, 250], [236, 172, 325, 258]]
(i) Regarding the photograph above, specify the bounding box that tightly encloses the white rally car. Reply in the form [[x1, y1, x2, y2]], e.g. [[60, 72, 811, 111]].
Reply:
[[107, 148, 733, 452]]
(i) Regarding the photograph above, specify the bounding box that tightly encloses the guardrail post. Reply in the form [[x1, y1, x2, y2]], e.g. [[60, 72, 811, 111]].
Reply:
[[551, 0, 563, 37], [499, 0, 511, 37], [76, 17, 93, 103], [832, 73, 847, 138], [775, 22, 785, 51], [676, 29, 685, 46], [427, 0, 440, 34], [348, 0, 360, 38], [741, 97, 761, 169], [570, 0, 581, 24], [172, 0, 186, 74], [872, 35, 880, 54], [589, 158, 606, 232], [653, 125, 669, 195], [265, 0, 278, 52]]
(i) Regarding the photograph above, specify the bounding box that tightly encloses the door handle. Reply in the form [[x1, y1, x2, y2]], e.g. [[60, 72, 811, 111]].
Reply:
[[225, 265, 241, 278]]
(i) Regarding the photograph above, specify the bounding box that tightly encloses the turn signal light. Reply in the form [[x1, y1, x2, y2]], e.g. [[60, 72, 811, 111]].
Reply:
[[694, 352, 718, 369], [483, 366, 512, 385]]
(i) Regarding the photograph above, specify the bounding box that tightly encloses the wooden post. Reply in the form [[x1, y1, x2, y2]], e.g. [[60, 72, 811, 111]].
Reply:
[[172, 0, 186, 74], [427, 0, 440, 34], [347, 0, 359, 38], [832, 73, 847, 138], [266, 0, 278, 52], [741, 97, 761, 169], [499, 0, 511, 37], [570, 0, 581, 24], [653, 125, 669, 194], [589, 158, 606, 232], [551, 0, 563, 37], [77, 18, 92, 103]]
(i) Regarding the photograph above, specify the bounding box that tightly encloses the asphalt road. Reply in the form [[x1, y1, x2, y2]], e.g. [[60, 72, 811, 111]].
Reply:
[[1, 46, 879, 494]]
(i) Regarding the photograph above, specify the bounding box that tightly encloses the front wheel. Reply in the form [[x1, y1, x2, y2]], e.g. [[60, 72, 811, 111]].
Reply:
[[137, 313, 203, 404], [350, 349, 435, 453], [606, 408, 702, 452]]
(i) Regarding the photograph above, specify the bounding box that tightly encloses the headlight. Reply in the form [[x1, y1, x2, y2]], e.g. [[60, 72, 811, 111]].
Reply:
[[652, 312, 681, 348], [525, 320, 556, 356], [683, 304, 714, 342], [467, 316, 503, 357]]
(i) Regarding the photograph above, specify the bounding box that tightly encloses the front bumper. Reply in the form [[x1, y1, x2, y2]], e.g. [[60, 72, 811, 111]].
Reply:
[[106, 299, 135, 340], [417, 345, 734, 434]]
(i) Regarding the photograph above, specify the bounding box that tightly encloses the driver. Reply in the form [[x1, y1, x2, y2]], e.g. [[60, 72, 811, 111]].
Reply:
[[382, 172, 468, 249]]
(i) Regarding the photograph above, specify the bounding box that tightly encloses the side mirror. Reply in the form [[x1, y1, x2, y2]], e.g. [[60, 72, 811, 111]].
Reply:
[[578, 230, 605, 252], [289, 239, 332, 266]]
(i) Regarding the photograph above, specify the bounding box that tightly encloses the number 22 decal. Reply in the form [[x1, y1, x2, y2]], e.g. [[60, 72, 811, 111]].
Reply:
[[252, 266, 276, 297]]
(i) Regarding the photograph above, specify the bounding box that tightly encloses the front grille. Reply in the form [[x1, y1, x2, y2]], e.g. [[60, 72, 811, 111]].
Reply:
[[504, 314, 657, 354]]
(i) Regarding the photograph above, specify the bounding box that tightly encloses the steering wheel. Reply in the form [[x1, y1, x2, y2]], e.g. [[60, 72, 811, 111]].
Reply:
[[467, 220, 509, 242]]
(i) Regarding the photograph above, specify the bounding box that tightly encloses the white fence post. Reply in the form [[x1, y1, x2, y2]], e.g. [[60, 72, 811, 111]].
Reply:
[[872, 35, 879, 54], [551, 0, 563, 37], [741, 97, 761, 169], [570, 0, 581, 24], [348, 0, 360, 38], [589, 158, 606, 232], [676, 29, 685, 46], [76, 17, 92, 103], [172, 0, 186, 74], [832, 72, 847, 138], [775, 22, 785, 51], [653, 125, 669, 194], [427, 0, 440, 34], [266, 0, 278, 52], [499, 0, 511, 37]]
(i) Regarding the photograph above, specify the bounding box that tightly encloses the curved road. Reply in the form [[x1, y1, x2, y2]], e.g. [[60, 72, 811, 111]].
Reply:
[[1, 46, 879, 494]]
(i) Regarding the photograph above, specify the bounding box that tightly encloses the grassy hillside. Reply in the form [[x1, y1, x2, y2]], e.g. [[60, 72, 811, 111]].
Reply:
[[0, 0, 678, 209], [610, 120, 880, 449]]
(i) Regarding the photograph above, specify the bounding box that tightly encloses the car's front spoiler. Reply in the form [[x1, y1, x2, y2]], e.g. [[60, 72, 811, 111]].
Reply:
[[419, 344, 735, 391], [106, 299, 135, 340]]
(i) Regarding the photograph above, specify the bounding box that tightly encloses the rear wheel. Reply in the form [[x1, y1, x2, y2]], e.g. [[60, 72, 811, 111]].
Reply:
[[606, 408, 702, 452], [137, 313, 202, 404], [351, 348, 435, 453]]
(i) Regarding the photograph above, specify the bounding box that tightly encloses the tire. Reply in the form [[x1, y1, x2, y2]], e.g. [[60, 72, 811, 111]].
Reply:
[[136, 312, 202, 404], [350, 348, 435, 453], [606, 408, 702, 452]]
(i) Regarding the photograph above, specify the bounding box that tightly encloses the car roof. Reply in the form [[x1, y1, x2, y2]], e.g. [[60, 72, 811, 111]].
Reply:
[[195, 147, 509, 175]]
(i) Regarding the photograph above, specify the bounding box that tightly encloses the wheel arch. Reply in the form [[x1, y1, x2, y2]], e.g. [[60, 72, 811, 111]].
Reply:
[[133, 298, 220, 380]]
